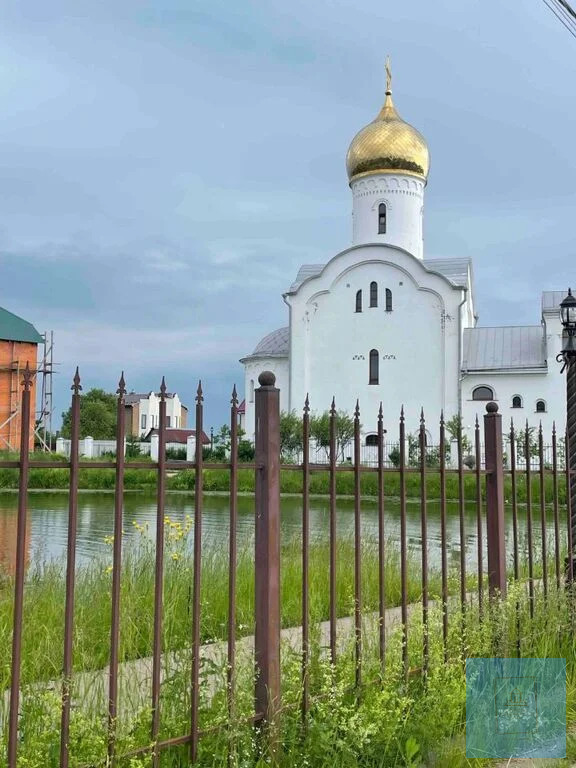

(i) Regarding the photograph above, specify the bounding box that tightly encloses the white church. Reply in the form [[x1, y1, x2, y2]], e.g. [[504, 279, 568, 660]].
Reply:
[[240, 68, 568, 444]]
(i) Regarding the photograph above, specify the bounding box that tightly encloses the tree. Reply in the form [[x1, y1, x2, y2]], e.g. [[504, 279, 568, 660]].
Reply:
[[444, 414, 472, 454], [207, 425, 231, 461], [237, 438, 255, 461], [203, 423, 255, 462], [60, 388, 117, 439], [511, 426, 539, 461], [125, 433, 142, 458], [309, 410, 356, 463], [279, 410, 303, 462]]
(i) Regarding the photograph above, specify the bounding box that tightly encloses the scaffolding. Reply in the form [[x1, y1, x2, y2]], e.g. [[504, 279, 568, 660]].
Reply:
[[36, 331, 55, 452], [0, 331, 55, 452]]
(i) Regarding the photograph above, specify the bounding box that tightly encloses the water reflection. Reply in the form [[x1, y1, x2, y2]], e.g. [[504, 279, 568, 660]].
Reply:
[[0, 505, 30, 576], [0, 491, 547, 574]]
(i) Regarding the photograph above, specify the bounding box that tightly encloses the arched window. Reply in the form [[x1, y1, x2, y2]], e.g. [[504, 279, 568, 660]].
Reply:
[[385, 288, 393, 312], [512, 395, 522, 409], [369, 349, 379, 385], [370, 281, 378, 308], [472, 385, 494, 401], [536, 399, 546, 413], [378, 203, 387, 234], [365, 434, 379, 446], [355, 290, 362, 313]]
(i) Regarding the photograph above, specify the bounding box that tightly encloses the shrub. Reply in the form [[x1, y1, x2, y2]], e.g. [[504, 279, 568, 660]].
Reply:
[[166, 447, 187, 460]]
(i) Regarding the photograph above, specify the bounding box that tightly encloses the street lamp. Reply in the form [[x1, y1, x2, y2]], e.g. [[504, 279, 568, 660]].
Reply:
[[557, 288, 576, 582]]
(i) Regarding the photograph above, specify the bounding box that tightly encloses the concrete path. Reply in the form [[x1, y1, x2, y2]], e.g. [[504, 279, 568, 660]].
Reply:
[[1, 595, 428, 727]]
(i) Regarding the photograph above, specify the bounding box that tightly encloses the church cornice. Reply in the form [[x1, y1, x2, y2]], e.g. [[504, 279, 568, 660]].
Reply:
[[351, 174, 425, 199], [461, 367, 547, 376]]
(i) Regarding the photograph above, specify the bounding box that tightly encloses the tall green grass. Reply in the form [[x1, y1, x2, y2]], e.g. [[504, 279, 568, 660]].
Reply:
[[3, 573, 575, 767], [0, 527, 449, 688]]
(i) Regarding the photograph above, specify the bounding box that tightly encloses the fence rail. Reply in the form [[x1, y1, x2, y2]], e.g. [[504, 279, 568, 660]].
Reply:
[[0, 365, 574, 766]]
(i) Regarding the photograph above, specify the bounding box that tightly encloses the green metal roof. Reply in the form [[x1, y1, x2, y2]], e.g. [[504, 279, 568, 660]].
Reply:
[[0, 306, 43, 344]]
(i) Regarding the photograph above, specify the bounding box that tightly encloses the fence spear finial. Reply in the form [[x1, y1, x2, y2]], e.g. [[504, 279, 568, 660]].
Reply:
[[196, 380, 203, 403], [22, 361, 33, 391], [355, 399, 360, 420], [117, 371, 126, 396], [475, 414, 479, 430], [378, 402, 383, 422], [553, 420, 556, 436], [72, 367, 82, 394], [231, 384, 238, 407], [330, 396, 336, 417], [159, 376, 167, 399], [400, 405, 405, 423], [304, 393, 310, 414]]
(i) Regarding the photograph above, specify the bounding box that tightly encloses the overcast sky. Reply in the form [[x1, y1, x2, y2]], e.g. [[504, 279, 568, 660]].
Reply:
[[1, 0, 575, 429]]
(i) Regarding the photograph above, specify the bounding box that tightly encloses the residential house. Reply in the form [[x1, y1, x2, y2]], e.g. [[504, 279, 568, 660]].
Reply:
[[124, 391, 188, 437]]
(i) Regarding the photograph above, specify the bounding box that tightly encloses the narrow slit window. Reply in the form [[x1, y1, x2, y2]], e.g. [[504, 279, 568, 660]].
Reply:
[[369, 349, 379, 385], [385, 288, 393, 312], [378, 203, 387, 234], [355, 290, 362, 313], [370, 281, 378, 308]]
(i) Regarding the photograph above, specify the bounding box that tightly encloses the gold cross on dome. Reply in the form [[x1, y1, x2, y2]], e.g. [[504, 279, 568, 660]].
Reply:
[[385, 55, 392, 93]]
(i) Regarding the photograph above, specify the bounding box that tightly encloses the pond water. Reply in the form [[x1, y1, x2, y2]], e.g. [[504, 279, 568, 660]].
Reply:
[[0, 491, 551, 575]]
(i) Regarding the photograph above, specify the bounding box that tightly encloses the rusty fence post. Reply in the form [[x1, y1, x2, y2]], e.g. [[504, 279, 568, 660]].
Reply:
[[484, 402, 507, 598], [254, 371, 281, 730], [7, 364, 32, 768]]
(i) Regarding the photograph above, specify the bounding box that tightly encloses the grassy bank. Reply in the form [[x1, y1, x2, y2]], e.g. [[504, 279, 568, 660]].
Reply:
[[0, 523, 457, 688], [0, 462, 568, 503], [3, 574, 575, 767]]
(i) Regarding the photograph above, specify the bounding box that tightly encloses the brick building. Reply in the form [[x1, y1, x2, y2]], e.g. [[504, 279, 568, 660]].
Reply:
[[0, 306, 43, 452]]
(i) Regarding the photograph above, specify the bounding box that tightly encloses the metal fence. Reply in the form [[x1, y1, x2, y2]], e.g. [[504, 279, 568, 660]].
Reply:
[[1, 365, 574, 767]]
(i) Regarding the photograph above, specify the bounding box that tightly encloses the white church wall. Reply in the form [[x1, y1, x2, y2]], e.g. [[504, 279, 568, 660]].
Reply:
[[286, 244, 465, 433], [351, 174, 425, 258], [461, 314, 566, 442], [242, 357, 290, 441], [461, 370, 563, 442]]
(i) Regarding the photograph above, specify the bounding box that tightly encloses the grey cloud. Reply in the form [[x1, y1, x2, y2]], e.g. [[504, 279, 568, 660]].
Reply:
[[0, 0, 575, 428]]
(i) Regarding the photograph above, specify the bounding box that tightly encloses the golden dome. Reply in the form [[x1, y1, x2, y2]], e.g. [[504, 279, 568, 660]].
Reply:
[[346, 77, 429, 184]]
